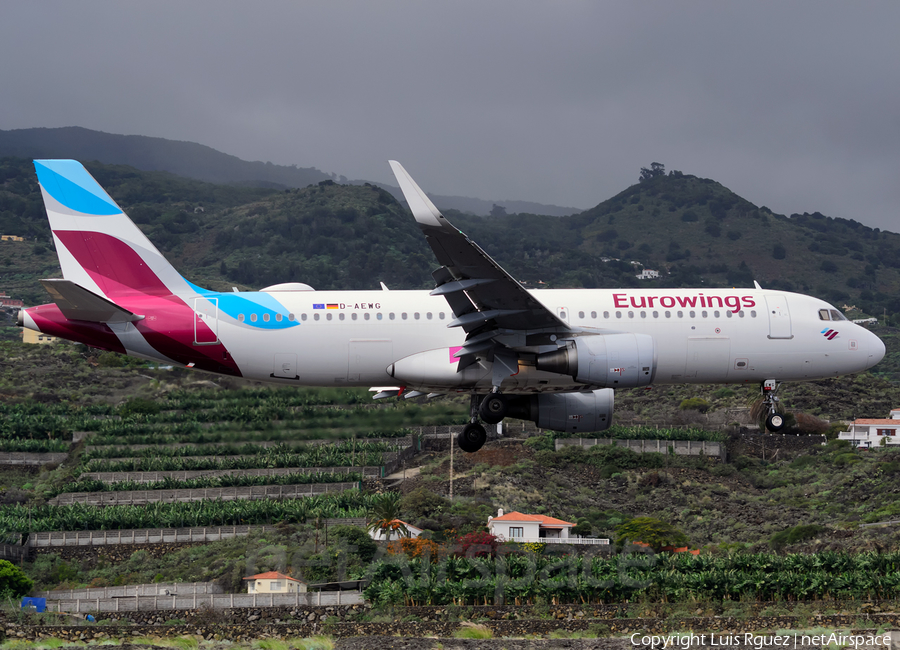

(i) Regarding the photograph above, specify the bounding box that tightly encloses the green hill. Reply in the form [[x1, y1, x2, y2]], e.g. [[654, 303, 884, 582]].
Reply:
[[2, 156, 899, 324]]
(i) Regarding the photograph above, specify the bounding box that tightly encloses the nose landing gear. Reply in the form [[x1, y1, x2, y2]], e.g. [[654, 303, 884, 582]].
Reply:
[[761, 379, 786, 432]]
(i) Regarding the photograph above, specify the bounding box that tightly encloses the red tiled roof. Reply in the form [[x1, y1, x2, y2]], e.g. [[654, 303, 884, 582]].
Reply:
[[242, 571, 301, 582], [490, 511, 574, 527], [853, 419, 900, 425]]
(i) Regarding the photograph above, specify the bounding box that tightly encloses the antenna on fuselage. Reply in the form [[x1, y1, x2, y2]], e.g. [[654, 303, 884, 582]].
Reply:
[[380, 282, 390, 291], [754, 281, 763, 290]]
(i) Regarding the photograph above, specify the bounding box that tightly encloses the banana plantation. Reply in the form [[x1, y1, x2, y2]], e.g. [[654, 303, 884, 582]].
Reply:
[[364, 549, 900, 607]]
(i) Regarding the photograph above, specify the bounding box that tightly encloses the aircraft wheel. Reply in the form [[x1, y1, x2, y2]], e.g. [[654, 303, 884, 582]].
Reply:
[[766, 412, 786, 432], [457, 423, 487, 453], [479, 393, 508, 424]]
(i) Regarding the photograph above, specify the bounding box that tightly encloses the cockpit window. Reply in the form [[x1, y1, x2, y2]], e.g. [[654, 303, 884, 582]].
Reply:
[[819, 308, 848, 321]]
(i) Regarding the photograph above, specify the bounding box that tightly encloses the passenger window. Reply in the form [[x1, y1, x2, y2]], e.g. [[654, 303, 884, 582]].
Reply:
[[714, 310, 720, 318], [616, 311, 622, 319], [701, 311, 707, 318], [640, 311, 647, 319], [628, 311, 634, 318], [677, 311, 684, 318], [414, 312, 420, 320], [665, 311, 671, 318], [726, 311, 732, 318], [402, 313, 408, 320], [364, 313, 370, 320], [738, 310, 745, 318], [276, 313, 283, 322], [300, 314, 306, 321], [427, 312, 433, 320], [250, 314, 258, 323], [327, 313, 333, 321], [819, 309, 831, 321], [439, 312, 445, 320], [652, 311, 659, 318], [389, 313, 395, 320], [377, 313, 383, 320], [689, 311, 696, 318], [603, 311, 609, 319], [263, 313, 270, 322], [560, 311, 567, 319], [578, 311, 585, 319], [591, 311, 597, 319], [351, 313, 357, 320], [750, 310, 757, 318], [238, 314, 245, 323]]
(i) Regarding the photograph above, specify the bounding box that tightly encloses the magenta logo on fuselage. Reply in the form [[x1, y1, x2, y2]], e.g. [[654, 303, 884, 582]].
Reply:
[[821, 329, 839, 340], [612, 293, 756, 313]]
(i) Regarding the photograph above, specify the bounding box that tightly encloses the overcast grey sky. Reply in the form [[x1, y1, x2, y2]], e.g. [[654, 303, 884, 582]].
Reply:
[[2, 2, 898, 230]]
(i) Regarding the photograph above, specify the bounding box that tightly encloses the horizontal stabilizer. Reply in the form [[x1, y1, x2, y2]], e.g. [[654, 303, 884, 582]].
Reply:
[[40, 279, 145, 323]]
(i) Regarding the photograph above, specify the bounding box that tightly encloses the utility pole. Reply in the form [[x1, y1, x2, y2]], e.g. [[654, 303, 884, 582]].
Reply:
[[449, 429, 454, 500]]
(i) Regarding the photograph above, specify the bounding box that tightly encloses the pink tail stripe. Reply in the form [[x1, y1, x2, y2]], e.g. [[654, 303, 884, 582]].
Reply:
[[55, 230, 172, 297]]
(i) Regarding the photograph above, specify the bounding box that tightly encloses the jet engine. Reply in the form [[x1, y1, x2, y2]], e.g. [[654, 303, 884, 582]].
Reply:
[[505, 389, 614, 433], [535, 333, 656, 388]]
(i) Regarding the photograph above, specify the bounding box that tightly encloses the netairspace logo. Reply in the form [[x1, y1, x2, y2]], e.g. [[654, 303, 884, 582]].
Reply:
[[630, 632, 892, 649]]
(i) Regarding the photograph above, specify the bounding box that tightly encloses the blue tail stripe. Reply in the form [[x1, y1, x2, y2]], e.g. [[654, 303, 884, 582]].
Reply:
[[33, 160, 121, 216]]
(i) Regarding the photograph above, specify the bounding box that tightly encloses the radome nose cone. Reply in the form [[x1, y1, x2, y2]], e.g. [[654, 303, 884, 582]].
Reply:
[[868, 331, 886, 369]]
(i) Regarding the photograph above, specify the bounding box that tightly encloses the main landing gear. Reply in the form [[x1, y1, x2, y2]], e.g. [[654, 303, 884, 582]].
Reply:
[[457, 393, 507, 453], [761, 379, 786, 432]]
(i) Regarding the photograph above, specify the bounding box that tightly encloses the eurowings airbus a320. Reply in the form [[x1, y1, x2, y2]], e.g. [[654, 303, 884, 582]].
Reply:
[[19, 160, 885, 452]]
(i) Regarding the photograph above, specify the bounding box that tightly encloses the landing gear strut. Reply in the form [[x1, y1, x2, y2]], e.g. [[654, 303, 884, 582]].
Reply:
[[457, 394, 491, 453], [761, 379, 786, 432]]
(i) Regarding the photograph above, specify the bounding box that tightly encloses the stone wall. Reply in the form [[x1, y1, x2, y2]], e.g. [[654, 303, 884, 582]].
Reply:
[[47, 542, 203, 563], [728, 430, 826, 459], [5, 613, 900, 642]]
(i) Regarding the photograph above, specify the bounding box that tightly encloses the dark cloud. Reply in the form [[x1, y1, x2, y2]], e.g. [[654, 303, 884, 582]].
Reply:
[[2, 2, 897, 228]]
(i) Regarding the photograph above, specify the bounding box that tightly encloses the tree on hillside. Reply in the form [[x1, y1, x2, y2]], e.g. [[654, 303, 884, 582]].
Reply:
[[639, 163, 665, 182], [366, 493, 410, 540], [615, 517, 687, 552], [0, 559, 32, 598]]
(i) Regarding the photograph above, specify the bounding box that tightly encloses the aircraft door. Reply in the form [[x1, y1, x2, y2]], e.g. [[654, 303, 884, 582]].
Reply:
[[348, 340, 393, 381], [684, 337, 731, 381], [193, 298, 219, 345], [765, 295, 793, 339]]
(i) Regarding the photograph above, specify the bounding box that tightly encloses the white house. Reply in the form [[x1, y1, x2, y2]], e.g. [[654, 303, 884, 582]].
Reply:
[[243, 571, 306, 594], [635, 269, 660, 280], [839, 409, 900, 448], [487, 509, 609, 545], [368, 519, 423, 542]]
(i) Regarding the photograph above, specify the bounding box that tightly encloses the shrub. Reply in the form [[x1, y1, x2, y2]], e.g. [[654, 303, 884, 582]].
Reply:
[[679, 397, 710, 413], [454, 532, 500, 558], [0, 559, 33, 598], [770, 524, 825, 549], [615, 517, 687, 552], [387, 537, 442, 562]]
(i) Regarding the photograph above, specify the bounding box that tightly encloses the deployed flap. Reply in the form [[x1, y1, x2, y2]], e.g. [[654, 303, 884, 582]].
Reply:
[[389, 161, 568, 335], [40, 279, 144, 323]]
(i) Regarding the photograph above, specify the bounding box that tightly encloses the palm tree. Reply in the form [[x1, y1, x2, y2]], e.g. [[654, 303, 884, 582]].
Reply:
[[366, 493, 409, 540]]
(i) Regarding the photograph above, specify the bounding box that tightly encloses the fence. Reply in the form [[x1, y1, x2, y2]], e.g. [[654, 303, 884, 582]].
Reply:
[[0, 542, 30, 562], [381, 443, 419, 477], [45, 590, 364, 613], [49, 481, 360, 506], [81, 466, 381, 484], [84, 436, 413, 455], [0, 452, 68, 466], [29, 520, 366, 548], [555, 437, 725, 459], [35, 582, 223, 599]]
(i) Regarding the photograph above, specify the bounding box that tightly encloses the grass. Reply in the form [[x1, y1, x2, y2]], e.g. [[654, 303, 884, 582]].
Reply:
[[453, 622, 493, 639]]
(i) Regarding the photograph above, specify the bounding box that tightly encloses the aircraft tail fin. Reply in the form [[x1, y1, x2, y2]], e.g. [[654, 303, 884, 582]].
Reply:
[[33, 160, 190, 300]]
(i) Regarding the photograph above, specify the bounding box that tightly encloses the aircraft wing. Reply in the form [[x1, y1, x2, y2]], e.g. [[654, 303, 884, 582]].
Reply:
[[40, 279, 144, 323], [389, 161, 569, 337]]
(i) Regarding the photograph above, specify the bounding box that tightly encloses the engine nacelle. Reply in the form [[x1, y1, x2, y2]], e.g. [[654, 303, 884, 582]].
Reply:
[[506, 389, 614, 433], [535, 333, 656, 388]]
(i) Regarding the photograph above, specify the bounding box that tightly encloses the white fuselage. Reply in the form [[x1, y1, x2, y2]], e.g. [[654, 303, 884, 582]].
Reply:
[[207, 287, 883, 393]]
